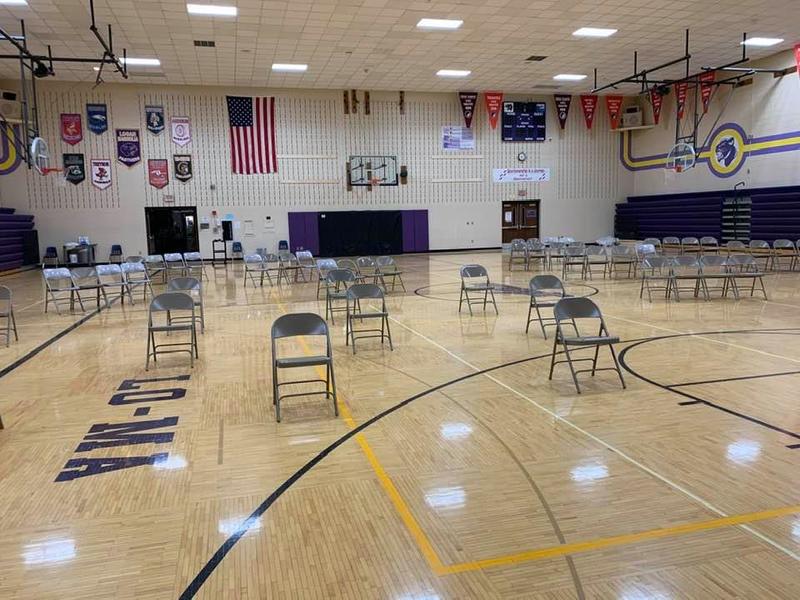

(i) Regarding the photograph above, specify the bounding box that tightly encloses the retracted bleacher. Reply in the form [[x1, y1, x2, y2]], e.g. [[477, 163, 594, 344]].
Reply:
[[0, 207, 39, 272], [615, 184, 800, 243]]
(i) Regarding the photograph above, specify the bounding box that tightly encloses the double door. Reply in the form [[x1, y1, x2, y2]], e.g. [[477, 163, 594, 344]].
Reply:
[[502, 200, 540, 244]]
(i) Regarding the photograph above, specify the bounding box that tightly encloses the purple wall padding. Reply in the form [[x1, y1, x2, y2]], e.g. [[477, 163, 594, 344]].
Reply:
[[288, 212, 320, 255], [401, 211, 416, 253], [402, 210, 429, 252]]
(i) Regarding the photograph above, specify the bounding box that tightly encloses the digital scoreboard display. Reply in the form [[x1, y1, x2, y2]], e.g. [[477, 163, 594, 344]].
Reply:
[[501, 101, 546, 142]]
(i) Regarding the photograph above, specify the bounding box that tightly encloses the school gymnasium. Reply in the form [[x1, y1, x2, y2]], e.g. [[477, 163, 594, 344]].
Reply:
[[0, 1, 799, 598]]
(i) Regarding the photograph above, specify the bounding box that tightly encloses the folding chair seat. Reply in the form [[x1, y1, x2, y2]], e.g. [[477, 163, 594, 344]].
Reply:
[[727, 254, 768, 299], [640, 256, 675, 302], [183, 252, 206, 280], [670, 256, 708, 301], [581, 246, 606, 280], [315, 258, 338, 299], [71, 266, 109, 309], [345, 283, 393, 354], [325, 268, 356, 323], [42, 268, 85, 314], [356, 256, 385, 287], [376, 256, 406, 292], [562, 246, 587, 279], [609, 245, 637, 278], [700, 236, 719, 255], [680, 237, 701, 255], [296, 250, 316, 281], [109, 244, 123, 264], [748, 240, 773, 271], [243, 254, 272, 287], [0, 285, 18, 347], [271, 313, 337, 422], [167, 277, 205, 332], [121, 261, 153, 304], [548, 297, 626, 394], [278, 251, 306, 284], [145, 254, 167, 284], [164, 253, 187, 280], [772, 239, 798, 271], [458, 264, 498, 315], [146, 292, 198, 370], [508, 239, 529, 271], [526, 275, 568, 338], [43, 246, 59, 267], [96, 263, 129, 305]]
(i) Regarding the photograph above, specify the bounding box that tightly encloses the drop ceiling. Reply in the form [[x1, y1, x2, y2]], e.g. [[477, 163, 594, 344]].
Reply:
[[0, 0, 796, 92]]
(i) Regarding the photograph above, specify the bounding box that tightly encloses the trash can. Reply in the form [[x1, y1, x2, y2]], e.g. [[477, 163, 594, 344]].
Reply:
[[76, 247, 90, 264]]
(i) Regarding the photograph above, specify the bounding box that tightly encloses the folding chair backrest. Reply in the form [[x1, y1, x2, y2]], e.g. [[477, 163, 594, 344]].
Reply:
[[566, 246, 586, 257], [510, 239, 527, 252], [338, 258, 358, 272], [264, 253, 280, 265], [43, 267, 72, 283], [164, 253, 184, 263], [643, 256, 674, 270], [244, 254, 264, 265], [316, 258, 338, 273], [347, 283, 384, 300], [643, 238, 661, 248], [584, 246, 604, 256], [167, 277, 201, 293], [596, 236, 617, 246], [530, 275, 565, 295], [150, 291, 194, 313], [145, 254, 165, 265], [526, 238, 540, 246], [327, 268, 356, 285], [636, 243, 656, 257], [96, 264, 122, 277], [554, 297, 602, 322], [71, 266, 98, 283], [126, 255, 143, 263], [749, 240, 769, 250], [0, 285, 10, 302], [681, 237, 699, 245], [278, 251, 297, 264], [701, 255, 728, 268], [121, 261, 147, 275], [460, 264, 488, 279], [663, 236, 680, 245], [700, 236, 718, 247], [729, 254, 758, 270], [612, 245, 635, 256], [674, 255, 700, 268], [356, 256, 377, 269], [773, 239, 795, 251], [726, 241, 746, 251], [272, 312, 329, 340], [375, 256, 395, 267], [183, 252, 202, 262]]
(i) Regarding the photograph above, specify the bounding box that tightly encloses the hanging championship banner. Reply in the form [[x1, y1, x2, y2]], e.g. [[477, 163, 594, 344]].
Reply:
[[145, 105, 165, 135], [148, 159, 169, 189], [116, 128, 141, 166], [553, 94, 572, 130], [675, 82, 689, 120], [171, 116, 191, 146], [649, 88, 664, 125], [62, 153, 85, 185], [90, 158, 112, 190], [60, 114, 83, 145], [580, 95, 598, 130], [458, 92, 478, 128], [86, 104, 108, 135], [605, 95, 624, 130], [174, 154, 192, 182], [484, 91, 503, 130], [700, 71, 715, 113]]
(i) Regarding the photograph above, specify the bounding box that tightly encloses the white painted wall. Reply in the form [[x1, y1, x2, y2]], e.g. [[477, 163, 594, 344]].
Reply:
[[0, 81, 631, 259], [630, 49, 800, 197]]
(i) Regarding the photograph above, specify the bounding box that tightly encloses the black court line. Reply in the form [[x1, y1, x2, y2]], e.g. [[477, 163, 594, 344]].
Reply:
[[618, 330, 800, 448], [666, 370, 800, 388], [179, 327, 800, 598]]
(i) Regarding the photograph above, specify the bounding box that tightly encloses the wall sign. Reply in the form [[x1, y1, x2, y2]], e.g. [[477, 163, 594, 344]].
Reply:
[[63, 153, 85, 185], [493, 167, 550, 182], [174, 154, 192, 182], [171, 116, 191, 146], [145, 105, 165, 134], [86, 104, 108, 135], [116, 129, 141, 166], [91, 158, 112, 190], [442, 126, 475, 150], [60, 113, 83, 145], [148, 159, 169, 188]]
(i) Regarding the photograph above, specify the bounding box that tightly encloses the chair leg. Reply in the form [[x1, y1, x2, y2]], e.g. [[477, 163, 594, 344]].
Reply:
[[548, 334, 559, 380], [562, 344, 582, 394], [609, 344, 626, 388], [525, 301, 533, 333], [458, 286, 465, 313], [146, 328, 152, 370], [385, 315, 393, 350], [328, 361, 338, 417], [489, 289, 498, 315], [591, 343, 600, 376]]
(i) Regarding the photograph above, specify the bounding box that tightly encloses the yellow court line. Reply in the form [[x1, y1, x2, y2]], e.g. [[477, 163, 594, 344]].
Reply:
[[278, 302, 799, 576]]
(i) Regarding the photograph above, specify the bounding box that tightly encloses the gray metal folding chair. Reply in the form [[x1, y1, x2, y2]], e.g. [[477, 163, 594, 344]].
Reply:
[[337, 258, 364, 283], [325, 268, 356, 323], [376, 256, 405, 292], [43, 268, 85, 314], [670, 255, 708, 301], [296, 250, 316, 281], [527, 239, 548, 270], [144, 254, 167, 284], [271, 312, 337, 423], [725, 240, 747, 255], [146, 292, 198, 370], [96, 263, 129, 305], [772, 239, 798, 271], [0, 285, 18, 347], [642, 238, 662, 252], [699, 255, 738, 299], [345, 283, 393, 354], [458, 264, 498, 315], [562, 246, 586, 279], [526, 275, 569, 338], [680, 237, 701, 255], [167, 276, 205, 333], [71, 266, 109, 309], [634, 243, 657, 278], [547, 241, 566, 271], [580, 246, 605, 280], [748, 240, 773, 271], [121, 261, 153, 304], [278, 251, 306, 283], [164, 253, 187, 280], [727, 254, 768, 299], [508, 239, 529, 271], [243, 254, 272, 287], [263, 253, 284, 284], [183, 252, 206, 280], [356, 256, 385, 288], [315, 258, 339, 299], [699, 236, 719, 255], [548, 297, 625, 394], [662, 236, 681, 254], [640, 256, 675, 302], [608, 245, 636, 278]]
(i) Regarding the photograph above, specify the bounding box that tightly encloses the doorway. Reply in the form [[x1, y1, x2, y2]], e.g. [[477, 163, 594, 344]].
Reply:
[[501, 200, 540, 243], [144, 207, 199, 255]]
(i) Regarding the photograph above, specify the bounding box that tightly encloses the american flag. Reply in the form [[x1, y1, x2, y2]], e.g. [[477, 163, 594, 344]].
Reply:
[[226, 96, 277, 174]]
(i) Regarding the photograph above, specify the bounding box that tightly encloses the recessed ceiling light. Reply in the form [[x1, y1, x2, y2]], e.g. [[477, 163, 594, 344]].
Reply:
[[417, 18, 463, 30], [573, 27, 617, 38], [272, 63, 307, 72], [186, 3, 237, 17], [741, 37, 783, 47], [122, 57, 161, 67], [436, 69, 471, 78], [553, 73, 587, 81]]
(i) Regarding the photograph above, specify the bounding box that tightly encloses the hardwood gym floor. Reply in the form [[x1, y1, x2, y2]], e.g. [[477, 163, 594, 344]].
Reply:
[[0, 251, 799, 599]]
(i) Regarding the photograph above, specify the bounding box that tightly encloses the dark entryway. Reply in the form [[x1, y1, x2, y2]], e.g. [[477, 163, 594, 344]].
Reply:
[[318, 210, 403, 256], [145, 207, 199, 255]]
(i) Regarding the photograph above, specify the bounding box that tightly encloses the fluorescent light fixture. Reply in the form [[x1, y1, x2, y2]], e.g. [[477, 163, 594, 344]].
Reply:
[[186, 3, 238, 17], [553, 73, 587, 81], [122, 57, 161, 67], [272, 63, 307, 72], [573, 27, 617, 38], [416, 18, 463, 30], [436, 69, 471, 78], [741, 37, 783, 47], [0, 0, 29, 5]]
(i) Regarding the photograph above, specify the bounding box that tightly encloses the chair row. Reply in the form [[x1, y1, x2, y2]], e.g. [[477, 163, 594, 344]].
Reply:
[[0, 285, 17, 348], [642, 237, 800, 268]]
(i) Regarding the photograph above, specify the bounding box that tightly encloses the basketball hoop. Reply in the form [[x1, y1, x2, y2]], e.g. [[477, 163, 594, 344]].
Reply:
[[30, 136, 50, 175], [665, 142, 696, 173]]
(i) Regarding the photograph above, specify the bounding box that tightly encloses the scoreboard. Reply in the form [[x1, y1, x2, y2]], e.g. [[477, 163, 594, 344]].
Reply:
[[501, 101, 546, 142]]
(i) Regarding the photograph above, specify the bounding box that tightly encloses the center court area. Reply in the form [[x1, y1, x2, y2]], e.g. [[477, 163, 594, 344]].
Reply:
[[1, 251, 799, 599]]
